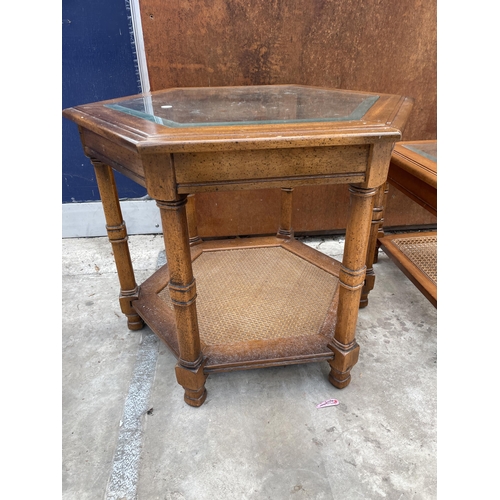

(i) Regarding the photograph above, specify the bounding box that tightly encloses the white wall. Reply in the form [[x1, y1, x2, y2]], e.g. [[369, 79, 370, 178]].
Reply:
[[62, 199, 162, 238]]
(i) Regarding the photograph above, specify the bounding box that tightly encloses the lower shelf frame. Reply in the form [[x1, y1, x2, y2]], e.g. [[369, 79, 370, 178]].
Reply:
[[378, 230, 437, 307], [133, 235, 342, 372]]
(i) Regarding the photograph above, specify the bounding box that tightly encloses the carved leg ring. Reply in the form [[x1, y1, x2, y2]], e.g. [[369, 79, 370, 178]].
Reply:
[[360, 184, 386, 308], [328, 185, 376, 388], [157, 197, 208, 407], [91, 159, 143, 331]]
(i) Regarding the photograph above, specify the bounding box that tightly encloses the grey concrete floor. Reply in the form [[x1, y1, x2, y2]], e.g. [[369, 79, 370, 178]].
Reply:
[[62, 234, 437, 500]]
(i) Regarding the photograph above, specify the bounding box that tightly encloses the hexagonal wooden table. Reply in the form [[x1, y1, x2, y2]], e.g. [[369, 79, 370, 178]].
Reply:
[[63, 85, 413, 406]]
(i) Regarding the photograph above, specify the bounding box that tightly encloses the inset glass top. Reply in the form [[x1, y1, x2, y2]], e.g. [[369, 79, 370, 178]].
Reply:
[[402, 143, 437, 163], [105, 85, 379, 128]]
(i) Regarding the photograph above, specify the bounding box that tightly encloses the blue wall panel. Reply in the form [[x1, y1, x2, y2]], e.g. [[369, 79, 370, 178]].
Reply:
[[62, 0, 147, 202]]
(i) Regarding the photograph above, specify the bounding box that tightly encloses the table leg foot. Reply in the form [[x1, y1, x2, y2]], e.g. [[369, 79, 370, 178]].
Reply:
[[184, 388, 208, 407], [119, 291, 144, 331], [359, 271, 375, 308], [328, 369, 352, 389], [327, 340, 360, 389], [126, 316, 144, 331], [175, 360, 208, 407]]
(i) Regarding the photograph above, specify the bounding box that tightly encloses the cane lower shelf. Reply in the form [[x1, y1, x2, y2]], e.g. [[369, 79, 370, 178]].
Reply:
[[63, 84, 413, 406], [134, 236, 340, 372], [378, 231, 437, 306]]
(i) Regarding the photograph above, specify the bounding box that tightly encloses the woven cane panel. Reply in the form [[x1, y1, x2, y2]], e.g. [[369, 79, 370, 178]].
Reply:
[[392, 235, 437, 284], [158, 247, 339, 346]]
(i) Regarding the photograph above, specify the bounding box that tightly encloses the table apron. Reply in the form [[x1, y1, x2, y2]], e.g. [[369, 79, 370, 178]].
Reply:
[[388, 167, 437, 215], [81, 133, 394, 195], [176, 173, 366, 193], [173, 145, 369, 184]]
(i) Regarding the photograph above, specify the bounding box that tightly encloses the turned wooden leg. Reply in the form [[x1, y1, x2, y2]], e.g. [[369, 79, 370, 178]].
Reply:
[[91, 159, 143, 331], [277, 187, 294, 239], [157, 196, 208, 407], [328, 185, 376, 388], [374, 182, 389, 264], [360, 184, 386, 308], [186, 194, 202, 246]]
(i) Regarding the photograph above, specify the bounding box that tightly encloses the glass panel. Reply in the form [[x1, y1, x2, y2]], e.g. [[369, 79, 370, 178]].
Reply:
[[402, 143, 437, 163], [105, 85, 379, 128]]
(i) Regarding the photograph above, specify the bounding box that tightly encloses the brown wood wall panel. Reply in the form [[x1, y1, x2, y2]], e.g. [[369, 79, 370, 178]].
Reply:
[[139, 0, 437, 236], [194, 185, 436, 238]]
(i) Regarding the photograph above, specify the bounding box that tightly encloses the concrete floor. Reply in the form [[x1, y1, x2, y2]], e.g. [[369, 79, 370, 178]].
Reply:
[[62, 234, 437, 500]]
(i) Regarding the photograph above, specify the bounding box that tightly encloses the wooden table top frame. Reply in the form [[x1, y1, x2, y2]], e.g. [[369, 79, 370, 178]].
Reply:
[[63, 85, 413, 407], [361, 140, 437, 307]]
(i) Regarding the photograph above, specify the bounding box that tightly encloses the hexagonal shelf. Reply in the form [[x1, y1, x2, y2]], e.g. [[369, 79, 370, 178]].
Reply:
[[133, 236, 341, 372]]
